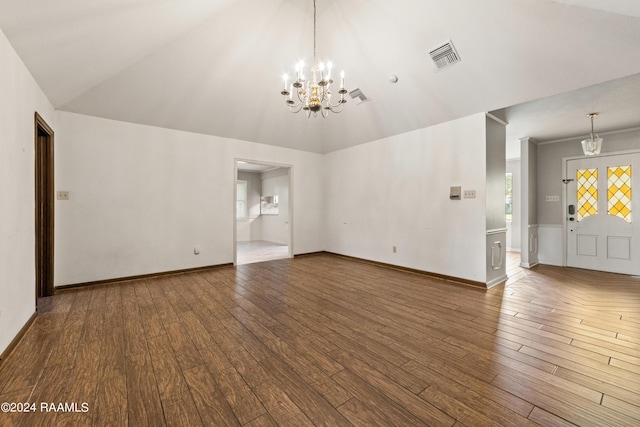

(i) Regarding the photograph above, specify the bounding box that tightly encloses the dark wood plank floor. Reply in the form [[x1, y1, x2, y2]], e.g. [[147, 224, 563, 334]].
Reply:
[[1, 252, 639, 426]]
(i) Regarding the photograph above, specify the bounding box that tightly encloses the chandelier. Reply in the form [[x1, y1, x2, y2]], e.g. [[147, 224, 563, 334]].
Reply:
[[280, 0, 347, 118], [581, 113, 603, 156]]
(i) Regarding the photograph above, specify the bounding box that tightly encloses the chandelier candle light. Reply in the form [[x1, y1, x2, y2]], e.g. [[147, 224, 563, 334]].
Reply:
[[581, 112, 603, 156], [281, 0, 347, 117]]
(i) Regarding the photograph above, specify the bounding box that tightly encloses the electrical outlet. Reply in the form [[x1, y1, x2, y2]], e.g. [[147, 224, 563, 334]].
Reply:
[[463, 190, 476, 199], [194, 247, 200, 255], [57, 191, 69, 200], [392, 246, 397, 253]]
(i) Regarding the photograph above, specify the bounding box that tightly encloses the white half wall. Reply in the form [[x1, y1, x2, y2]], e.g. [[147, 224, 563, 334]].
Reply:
[[0, 28, 56, 355], [55, 111, 324, 286], [324, 113, 488, 283], [538, 224, 563, 266]]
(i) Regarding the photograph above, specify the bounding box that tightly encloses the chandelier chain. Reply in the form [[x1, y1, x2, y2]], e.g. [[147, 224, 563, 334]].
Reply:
[[581, 113, 602, 156]]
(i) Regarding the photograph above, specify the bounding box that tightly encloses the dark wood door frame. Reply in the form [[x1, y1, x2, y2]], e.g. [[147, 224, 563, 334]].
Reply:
[[35, 112, 54, 301]]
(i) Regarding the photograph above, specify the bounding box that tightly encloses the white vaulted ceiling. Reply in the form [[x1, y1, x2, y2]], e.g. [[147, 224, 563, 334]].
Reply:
[[1, 0, 640, 153]]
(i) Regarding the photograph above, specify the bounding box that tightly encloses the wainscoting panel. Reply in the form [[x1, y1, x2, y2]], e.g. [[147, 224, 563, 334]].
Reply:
[[538, 224, 563, 266], [486, 229, 507, 288]]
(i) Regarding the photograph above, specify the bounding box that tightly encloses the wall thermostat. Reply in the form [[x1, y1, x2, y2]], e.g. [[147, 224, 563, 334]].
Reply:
[[450, 186, 461, 200]]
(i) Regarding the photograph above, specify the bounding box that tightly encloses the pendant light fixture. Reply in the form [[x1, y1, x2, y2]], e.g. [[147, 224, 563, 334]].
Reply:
[[280, 0, 347, 118], [581, 113, 603, 156]]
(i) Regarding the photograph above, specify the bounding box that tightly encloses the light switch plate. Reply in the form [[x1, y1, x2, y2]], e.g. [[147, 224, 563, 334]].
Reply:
[[463, 190, 476, 199]]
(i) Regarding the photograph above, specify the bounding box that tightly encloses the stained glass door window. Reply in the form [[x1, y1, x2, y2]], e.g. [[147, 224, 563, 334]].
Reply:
[[577, 168, 598, 222], [608, 165, 632, 223]]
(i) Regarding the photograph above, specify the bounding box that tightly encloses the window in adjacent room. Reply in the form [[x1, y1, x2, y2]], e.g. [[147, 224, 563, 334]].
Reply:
[[505, 173, 513, 221], [236, 180, 248, 219]]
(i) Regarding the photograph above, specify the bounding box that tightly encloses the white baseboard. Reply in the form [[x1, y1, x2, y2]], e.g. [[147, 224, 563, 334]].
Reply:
[[520, 261, 539, 269], [486, 274, 508, 288]]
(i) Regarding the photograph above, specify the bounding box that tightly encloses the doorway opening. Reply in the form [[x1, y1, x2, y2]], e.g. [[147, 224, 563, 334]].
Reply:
[[34, 112, 55, 303], [234, 160, 293, 265]]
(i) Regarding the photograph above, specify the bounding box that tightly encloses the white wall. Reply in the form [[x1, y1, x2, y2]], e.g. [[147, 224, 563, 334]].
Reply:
[[55, 111, 324, 285], [261, 168, 290, 245], [521, 138, 539, 268], [236, 171, 262, 242], [0, 29, 56, 355], [485, 116, 507, 287], [506, 138, 521, 253], [485, 117, 507, 231], [506, 159, 521, 251], [324, 113, 489, 283]]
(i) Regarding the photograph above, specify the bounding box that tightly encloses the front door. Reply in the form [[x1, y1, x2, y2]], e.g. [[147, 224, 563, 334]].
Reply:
[[566, 152, 640, 275]]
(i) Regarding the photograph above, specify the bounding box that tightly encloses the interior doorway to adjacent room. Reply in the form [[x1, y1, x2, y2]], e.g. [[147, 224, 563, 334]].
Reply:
[[34, 112, 55, 303], [234, 160, 293, 265]]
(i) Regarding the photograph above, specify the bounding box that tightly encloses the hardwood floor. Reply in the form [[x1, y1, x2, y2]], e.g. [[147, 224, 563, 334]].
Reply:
[[1, 253, 639, 426]]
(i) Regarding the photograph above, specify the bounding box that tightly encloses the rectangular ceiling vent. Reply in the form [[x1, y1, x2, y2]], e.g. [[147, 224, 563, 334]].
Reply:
[[428, 39, 461, 71], [349, 88, 369, 104]]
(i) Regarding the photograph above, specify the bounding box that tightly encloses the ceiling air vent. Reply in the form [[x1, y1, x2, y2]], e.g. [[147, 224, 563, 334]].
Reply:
[[349, 88, 369, 104], [428, 39, 461, 71]]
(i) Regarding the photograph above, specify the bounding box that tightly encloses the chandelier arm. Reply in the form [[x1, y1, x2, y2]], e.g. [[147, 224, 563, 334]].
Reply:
[[283, 95, 302, 110], [318, 87, 340, 106], [325, 99, 346, 109], [284, 92, 305, 112], [316, 87, 328, 103], [289, 103, 305, 114], [295, 89, 308, 104]]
